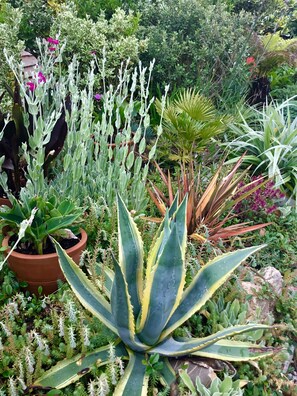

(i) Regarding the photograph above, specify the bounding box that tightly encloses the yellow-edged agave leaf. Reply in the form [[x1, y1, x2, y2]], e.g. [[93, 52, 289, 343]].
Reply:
[[111, 255, 148, 352], [33, 343, 127, 389], [143, 209, 173, 293], [159, 358, 176, 387], [117, 194, 144, 317], [161, 245, 265, 340], [138, 224, 185, 345], [145, 194, 185, 282], [168, 192, 180, 217], [172, 195, 188, 258], [151, 324, 272, 356], [192, 339, 278, 361], [52, 238, 117, 334], [114, 351, 149, 396]]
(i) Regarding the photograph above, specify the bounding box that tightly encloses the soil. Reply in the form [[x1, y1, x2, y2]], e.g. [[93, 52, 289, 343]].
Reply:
[[9, 234, 81, 255]]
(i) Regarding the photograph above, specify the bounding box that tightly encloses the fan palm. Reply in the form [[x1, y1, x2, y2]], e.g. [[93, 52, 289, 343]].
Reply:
[[156, 89, 230, 162]]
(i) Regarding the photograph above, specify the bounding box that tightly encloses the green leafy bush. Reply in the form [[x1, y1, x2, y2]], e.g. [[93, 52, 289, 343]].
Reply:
[[138, 0, 253, 107], [71, 0, 137, 20], [0, 1, 24, 94], [269, 65, 297, 104], [50, 4, 147, 86], [10, 0, 54, 53], [226, 0, 290, 33], [0, 194, 83, 255]]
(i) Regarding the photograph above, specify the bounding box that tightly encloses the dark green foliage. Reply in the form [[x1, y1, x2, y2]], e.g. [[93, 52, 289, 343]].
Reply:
[[10, 0, 54, 53], [269, 65, 297, 105], [72, 0, 137, 20], [138, 0, 254, 108]]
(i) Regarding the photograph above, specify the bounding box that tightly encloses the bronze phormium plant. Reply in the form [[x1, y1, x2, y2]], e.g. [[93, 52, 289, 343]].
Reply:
[[147, 156, 270, 243], [33, 195, 276, 394]]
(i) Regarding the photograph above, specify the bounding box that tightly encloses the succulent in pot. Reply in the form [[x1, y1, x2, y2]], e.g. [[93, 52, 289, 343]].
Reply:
[[0, 194, 87, 295]]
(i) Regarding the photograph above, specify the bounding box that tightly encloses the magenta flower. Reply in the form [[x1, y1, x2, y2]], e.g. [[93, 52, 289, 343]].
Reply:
[[37, 71, 46, 83], [46, 37, 59, 45], [49, 47, 56, 52], [26, 81, 37, 92], [94, 93, 103, 101]]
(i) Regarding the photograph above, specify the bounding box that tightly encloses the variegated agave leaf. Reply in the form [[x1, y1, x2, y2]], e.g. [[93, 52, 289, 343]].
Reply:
[[35, 195, 277, 394]]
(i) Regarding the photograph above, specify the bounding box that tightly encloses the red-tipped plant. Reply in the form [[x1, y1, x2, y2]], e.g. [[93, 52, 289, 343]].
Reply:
[[147, 156, 271, 243]]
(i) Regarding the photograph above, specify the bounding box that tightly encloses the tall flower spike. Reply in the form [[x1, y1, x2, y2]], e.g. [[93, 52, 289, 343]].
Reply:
[[24, 347, 35, 374], [66, 300, 77, 323], [0, 321, 11, 336], [97, 374, 110, 396], [82, 325, 90, 346], [8, 377, 18, 396], [58, 316, 65, 337], [68, 326, 76, 349]]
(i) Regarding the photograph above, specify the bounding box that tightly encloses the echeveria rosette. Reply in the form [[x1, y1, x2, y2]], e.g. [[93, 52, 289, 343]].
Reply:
[[34, 195, 277, 395]]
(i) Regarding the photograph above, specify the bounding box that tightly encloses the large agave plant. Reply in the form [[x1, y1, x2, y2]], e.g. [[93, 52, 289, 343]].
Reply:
[[33, 195, 275, 394]]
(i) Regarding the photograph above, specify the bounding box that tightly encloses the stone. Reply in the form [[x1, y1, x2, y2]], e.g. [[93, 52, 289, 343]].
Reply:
[[240, 266, 283, 322]]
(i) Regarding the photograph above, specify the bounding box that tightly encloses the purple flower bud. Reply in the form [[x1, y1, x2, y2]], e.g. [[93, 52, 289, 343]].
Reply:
[[94, 93, 103, 101]]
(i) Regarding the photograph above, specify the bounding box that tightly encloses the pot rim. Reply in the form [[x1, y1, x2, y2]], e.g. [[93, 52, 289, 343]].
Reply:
[[2, 228, 88, 260]]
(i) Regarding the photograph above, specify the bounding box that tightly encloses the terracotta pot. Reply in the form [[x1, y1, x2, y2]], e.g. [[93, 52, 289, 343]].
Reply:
[[2, 229, 88, 296]]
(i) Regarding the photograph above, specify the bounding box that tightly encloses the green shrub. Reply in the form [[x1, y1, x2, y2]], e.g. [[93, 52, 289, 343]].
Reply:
[[71, 0, 137, 20], [138, 0, 254, 108], [226, 0, 295, 36], [10, 0, 54, 53], [50, 4, 147, 87], [179, 371, 244, 396], [0, 1, 24, 94]]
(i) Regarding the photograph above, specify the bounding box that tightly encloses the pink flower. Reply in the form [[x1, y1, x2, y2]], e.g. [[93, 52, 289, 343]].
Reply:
[[46, 37, 59, 45], [26, 81, 37, 92], [49, 47, 56, 52], [94, 93, 102, 101], [37, 71, 46, 83], [246, 56, 256, 65]]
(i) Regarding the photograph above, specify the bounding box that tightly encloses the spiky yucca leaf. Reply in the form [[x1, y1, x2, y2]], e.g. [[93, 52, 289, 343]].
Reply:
[[111, 255, 148, 352], [191, 339, 278, 361], [137, 225, 185, 345]]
